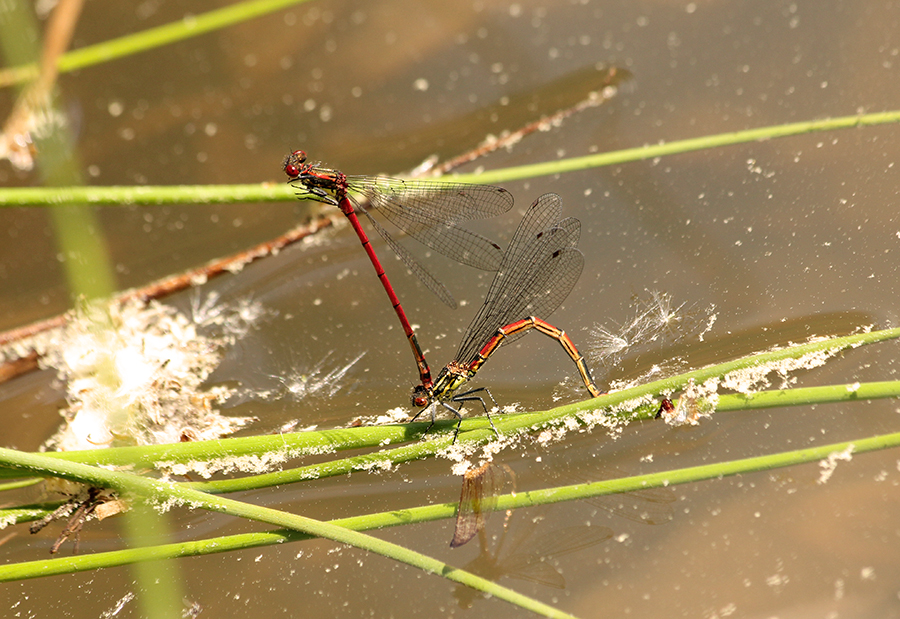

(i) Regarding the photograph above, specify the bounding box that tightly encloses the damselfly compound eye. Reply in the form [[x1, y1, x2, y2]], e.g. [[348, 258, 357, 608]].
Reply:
[[411, 387, 430, 408], [282, 150, 308, 178]]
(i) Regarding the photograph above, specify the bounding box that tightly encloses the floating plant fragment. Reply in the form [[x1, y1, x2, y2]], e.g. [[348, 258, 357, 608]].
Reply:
[[39, 296, 261, 451]]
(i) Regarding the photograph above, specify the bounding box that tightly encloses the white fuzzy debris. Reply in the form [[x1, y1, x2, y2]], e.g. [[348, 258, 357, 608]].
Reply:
[[38, 296, 260, 451], [450, 459, 475, 476], [589, 291, 708, 370], [99, 592, 135, 618], [350, 407, 410, 428], [156, 440, 339, 479], [270, 351, 366, 401], [0, 509, 43, 530], [160, 452, 290, 479], [662, 378, 719, 426], [720, 345, 838, 394], [818, 444, 854, 484], [479, 431, 516, 459], [438, 439, 481, 463], [766, 573, 789, 588], [357, 457, 395, 474], [698, 311, 717, 342]]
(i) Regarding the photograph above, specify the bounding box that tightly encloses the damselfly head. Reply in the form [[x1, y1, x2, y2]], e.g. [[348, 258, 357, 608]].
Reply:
[[411, 384, 431, 408], [282, 150, 308, 178]]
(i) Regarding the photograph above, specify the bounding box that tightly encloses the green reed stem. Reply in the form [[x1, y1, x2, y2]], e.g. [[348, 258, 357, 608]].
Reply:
[[0, 0, 316, 88], [0, 447, 577, 619], [3, 428, 897, 590], [2, 327, 898, 492], [0, 110, 898, 207]]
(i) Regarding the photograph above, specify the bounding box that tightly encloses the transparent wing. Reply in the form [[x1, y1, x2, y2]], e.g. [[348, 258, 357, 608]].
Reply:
[[362, 210, 458, 309], [352, 177, 514, 271], [455, 194, 585, 363]]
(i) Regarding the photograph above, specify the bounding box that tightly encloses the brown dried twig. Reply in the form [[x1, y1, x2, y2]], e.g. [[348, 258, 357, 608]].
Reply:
[[0, 0, 85, 170]]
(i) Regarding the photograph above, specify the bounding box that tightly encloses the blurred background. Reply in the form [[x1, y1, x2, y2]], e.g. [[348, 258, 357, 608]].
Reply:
[[1, 0, 900, 617]]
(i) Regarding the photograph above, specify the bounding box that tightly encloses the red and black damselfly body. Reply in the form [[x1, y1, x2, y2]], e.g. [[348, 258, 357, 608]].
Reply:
[[283, 151, 514, 391], [411, 193, 602, 439]]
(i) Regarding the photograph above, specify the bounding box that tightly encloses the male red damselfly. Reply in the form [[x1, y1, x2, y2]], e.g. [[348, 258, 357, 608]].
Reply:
[[283, 151, 513, 391]]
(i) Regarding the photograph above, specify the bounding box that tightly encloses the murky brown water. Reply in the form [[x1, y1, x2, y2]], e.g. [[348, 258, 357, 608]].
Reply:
[[2, 0, 900, 617]]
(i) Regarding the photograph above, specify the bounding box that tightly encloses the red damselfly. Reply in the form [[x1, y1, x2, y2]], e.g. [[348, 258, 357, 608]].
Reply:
[[283, 151, 513, 390], [411, 193, 602, 439]]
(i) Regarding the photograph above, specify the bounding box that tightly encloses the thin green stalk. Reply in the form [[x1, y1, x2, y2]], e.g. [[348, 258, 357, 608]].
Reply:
[[0, 0, 316, 88], [713, 381, 900, 412], [0, 447, 576, 619], [0, 422, 421, 477], [185, 328, 900, 493], [4, 429, 898, 582], [0, 477, 42, 492], [6, 376, 900, 526], [0, 502, 67, 525], [0, 110, 898, 207], [0, 182, 293, 206], [459, 110, 900, 186], [495, 326, 900, 432], [184, 429, 459, 493], [188, 373, 900, 494]]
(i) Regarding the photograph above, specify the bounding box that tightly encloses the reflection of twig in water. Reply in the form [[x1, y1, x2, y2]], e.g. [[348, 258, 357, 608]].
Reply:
[[453, 518, 613, 609]]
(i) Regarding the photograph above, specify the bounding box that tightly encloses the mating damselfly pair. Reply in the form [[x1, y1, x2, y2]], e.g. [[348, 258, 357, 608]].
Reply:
[[284, 151, 602, 439]]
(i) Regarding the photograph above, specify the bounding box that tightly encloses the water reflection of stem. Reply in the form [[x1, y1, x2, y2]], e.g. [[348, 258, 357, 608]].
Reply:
[[119, 504, 184, 618], [1, 5, 179, 612]]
